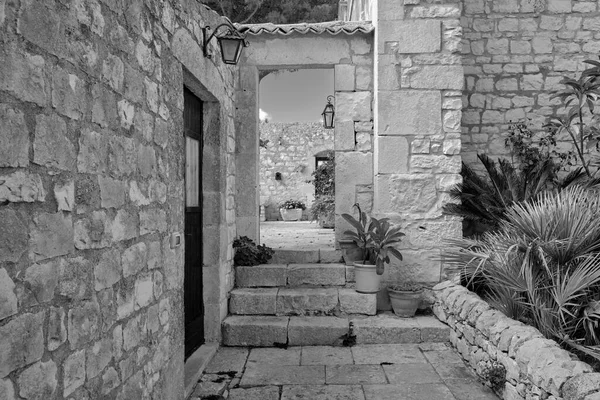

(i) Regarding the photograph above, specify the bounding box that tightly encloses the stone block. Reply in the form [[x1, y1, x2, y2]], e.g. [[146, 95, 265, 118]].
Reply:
[[205, 347, 250, 374], [137, 144, 157, 177], [563, 373, 600, 400], [48, 307, 67, 351], [378, 136, 409, 174], [0, 47, 49, 107], [277, 288, 338, 315], [240, 364, 325, 386], [0, 171, 45, 203], [230, 386, 280, 400], [91, 84, 118, 128], [222, 316, 289, 347], [547, 0, 571, 13], [356, 65, 373, 91], [24, 260, 59, 304], [377, 174, 438, 214], [379, 90, 441, 136], [51, 66, 86, 120], [68, 301, 100, 349], [78, 129, 109, 174], [409, 66, 464, 90], [0, 379, 14, 399], [0, 312, 45, 378], [34, 114, 75, 171], [270, 249, 320, 265], [236, 266, 287, 287], [144, 78, 159, 113], [0, 105, 29, 167], [335, 120, 355, 151], [378, 0, 404, 20], [379, 20, 441, 54], [351, 314, 421, 344], [0, 268, 17, 321], [98, 176, 127, 209], [17, 360, 57, 399], [86, 338, 113, 380], [335, 92, 372, 122], [93, 249, 121, 292], [418, 316, 450, 342], [287, 265, 346, 287], [102, 54, 125, 93], [63, 349, 85, 397], [117, 99, 135, 129], [140, 208, 167, 235], [411, 155, 461, 173], [339, 289, 376, 315], [29, 212, 73, 262], [135, 273, 154, 309], [335, 65, 355, 91], [288, 316, 348, 346], [319, 249, 342, 264], [230, 288, 278, 315], [327, 364, 387, 385]]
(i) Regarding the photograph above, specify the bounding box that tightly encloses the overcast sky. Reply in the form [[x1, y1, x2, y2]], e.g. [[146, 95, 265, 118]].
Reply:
[[259, 69, 334, 123]]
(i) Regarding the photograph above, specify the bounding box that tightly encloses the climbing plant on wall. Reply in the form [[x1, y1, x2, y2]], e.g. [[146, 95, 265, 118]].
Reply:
[[201, 0, 338, 24]]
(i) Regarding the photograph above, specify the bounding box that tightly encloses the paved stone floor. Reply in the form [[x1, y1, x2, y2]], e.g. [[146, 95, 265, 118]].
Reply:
[[189, 343, 499, 400], [260, 221, 336, 250]]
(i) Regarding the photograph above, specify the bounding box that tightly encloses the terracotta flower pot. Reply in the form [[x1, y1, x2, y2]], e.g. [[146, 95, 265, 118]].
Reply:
[[280, 208, 303, 221], [388, 287, 423, 318], [353, 262, 381, 294]]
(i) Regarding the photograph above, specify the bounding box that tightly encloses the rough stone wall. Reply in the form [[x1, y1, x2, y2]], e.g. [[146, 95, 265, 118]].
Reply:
[[461, 0, 600, 165], [259, 122, 334, 220], [433, 282, 600, 400], [0, 0, 236, 399], [374, 0, 463, 286]]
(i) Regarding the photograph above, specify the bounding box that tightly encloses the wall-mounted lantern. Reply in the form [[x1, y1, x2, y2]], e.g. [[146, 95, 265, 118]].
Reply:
[[202, 23, 248, 65], [275, 172, 282, 181], [321, 95, 335, 129]]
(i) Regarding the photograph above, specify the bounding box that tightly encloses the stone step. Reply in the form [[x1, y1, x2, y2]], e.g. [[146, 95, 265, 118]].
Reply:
[[269, 249, 343, 264], [222, 314, 450, 347], [229, 288, 377, 316], [235, 263, 350, 288]]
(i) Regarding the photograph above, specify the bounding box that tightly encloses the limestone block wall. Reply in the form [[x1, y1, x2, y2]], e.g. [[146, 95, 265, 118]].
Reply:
[[0, 0, 237, 399], [433, 282, 600, 400], [374, 0, 463, 286], [259, 122, 334, 219], [461, 0, 600, 165]]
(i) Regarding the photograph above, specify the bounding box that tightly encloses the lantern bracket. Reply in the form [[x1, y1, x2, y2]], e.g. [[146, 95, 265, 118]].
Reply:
[[202, 23, 248, 60], [321, 95, 335, 129]]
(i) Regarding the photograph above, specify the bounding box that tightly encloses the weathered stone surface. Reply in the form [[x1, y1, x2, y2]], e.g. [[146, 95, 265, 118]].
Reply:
[[63, 349, 85, 397], [0, 209, 27, 263], [563, 373, 600, 400], [327, 364, 387, 385], [140, 208, 166, 235], [68, 301, 100, 349], [378, 136, 408, 174], [137, 144, 156, 177], [339, 289, 376, 315], [411, 155, 461, 173], [92, 84, 118, 128], [379, 20, 441, 53], [78, 129, 108, 174], [334, 120, 355, 151], [335, 92, 372, 122], [351, 314, 421, 344], [33, 114, 75, 170], [409, 66, 463, 90], [0, 171, 45, 204], [123, 242, 147, 278], [0, 268, 17, 321], [94, 249, 121, 291], [205, 347, 249, 374], [0, 379, 15, 400], [282, 385, 364, 400], [29, 212, 73, 262], [17, 360, 57, 399], [134, 273, 154, 309], [54, 180, 74, 211], [271, 250, 320, 265], [240, 364, 325, 387], [334, 64, 355, 91], [247, 347, 301, 366], [102, 367, 121, 395], [379, 91, 441, 136], [48, 307, 67, 351], [301, 346, 353, 366], [24, 260, 59, 303], [0, 48, 48, 107], [0, 105, 29, 167], [229, 386, 280, 400], [287, 265, 346, 287], [0, 312, 45, 378], [108, 135, 136, 176], [236, 266, 287, 287], [51, 66, 86, 120], [223, 316, 289, 347], [98, 176, 127, 209], [277, 288, 338, 315], [230, 288, 278, 315], [86, 338, 113, 379], [379, 174, 438, 214], [117, 99, 135, 129], [288, 316, 348, 346], [102, 54, 125, 92], [111, 209, 137, 242]]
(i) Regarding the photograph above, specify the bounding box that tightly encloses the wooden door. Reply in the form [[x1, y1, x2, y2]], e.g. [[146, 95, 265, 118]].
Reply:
[[184, 88, 204, 359]]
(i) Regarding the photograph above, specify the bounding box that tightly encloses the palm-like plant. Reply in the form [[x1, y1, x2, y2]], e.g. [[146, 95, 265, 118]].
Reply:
[[445, 186, 600, 361], [342, 203, 405, 275]]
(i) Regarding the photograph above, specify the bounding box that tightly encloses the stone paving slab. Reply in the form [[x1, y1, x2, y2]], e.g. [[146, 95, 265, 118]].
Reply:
[[204, 347, 249, 374], [288, 316, 349, 346], [326, 365, 387, 385], [382, 362, 443, 384], [229, 386, 280, 400], [351, 314, 422, 344], [301, 346, 353, 365], [363, 383, 457, 400], [445, 379, 499, 400], [351, 344, 426, 364], [247, 347, 301, 366], [240, 364, 326, 386], [281, 385, 365, 400]]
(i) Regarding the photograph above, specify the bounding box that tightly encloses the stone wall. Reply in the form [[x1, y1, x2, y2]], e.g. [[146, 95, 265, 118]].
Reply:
[[433, 282, 600, 400], [374, 0, 463, 287], [462, 0, 600, 165], [0, 0, 237, 399], [259, 122, 334, 220]]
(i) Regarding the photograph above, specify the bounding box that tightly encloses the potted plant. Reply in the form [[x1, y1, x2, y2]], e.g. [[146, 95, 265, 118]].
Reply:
[[342, 204, 405, 293], [310, 195, 335, 228], [388, 283, 423, 318], [279, 199, 306, 221]]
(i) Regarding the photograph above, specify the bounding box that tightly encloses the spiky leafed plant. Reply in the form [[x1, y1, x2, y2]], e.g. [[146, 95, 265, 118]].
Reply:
[[445, 186, 600, 361], [443, 153, 556, 235]]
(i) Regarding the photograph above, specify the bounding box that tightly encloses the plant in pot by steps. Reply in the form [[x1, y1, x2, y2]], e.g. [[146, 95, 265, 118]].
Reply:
[[341, 204, 405, 293], [388, 282, 423, 318], [279, 199, 306, 221], [233, 236, 275, 266], [310, 195, 335, 228]]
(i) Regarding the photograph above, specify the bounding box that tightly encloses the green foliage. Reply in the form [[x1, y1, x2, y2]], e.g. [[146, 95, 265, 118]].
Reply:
[[481, 361, 506, 393], [445, 186, 600, 361], [313, 151, 335, 197], [309, 195, 334, 221], [389, 283, 423, 292], [233, 236, 275, 266], [279, 199, 306, 210], [201, 0, 338, 24], [341, 203, 405, 275]]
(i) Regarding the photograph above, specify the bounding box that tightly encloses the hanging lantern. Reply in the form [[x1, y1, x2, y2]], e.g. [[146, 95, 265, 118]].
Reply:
[[202, 23, 248, 65], [322, 95, 335, 129]]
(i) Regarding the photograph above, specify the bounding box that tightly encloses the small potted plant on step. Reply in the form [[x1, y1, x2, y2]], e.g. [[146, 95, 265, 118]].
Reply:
[[342, 204, 405, 293], [388, 282, 423, 318], [279, 199, 306, 221]]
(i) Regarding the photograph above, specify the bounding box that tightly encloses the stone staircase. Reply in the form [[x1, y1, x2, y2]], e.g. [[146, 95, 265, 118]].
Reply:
[[222, 251, 449, 347]]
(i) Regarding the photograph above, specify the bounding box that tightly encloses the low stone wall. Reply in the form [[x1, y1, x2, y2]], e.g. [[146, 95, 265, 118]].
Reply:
[[432, 281, 600, 400]]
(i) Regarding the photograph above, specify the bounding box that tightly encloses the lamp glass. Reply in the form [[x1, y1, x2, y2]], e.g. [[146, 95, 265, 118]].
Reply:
[[218, 37, 244, 65], [322, 104, 335, 129]]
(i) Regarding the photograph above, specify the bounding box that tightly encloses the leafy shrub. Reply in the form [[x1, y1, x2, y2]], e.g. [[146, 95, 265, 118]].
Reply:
[[279, 199, 306, 210], [481, 361, 506, 393], [313, 151, 335, 197], [233, 236, 275, 266], [309, 195, 334, 221], [445, 186, 600, 361]]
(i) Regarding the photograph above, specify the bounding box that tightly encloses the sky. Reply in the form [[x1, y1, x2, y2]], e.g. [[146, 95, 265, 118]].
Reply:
[[259, 69, 334, 123]]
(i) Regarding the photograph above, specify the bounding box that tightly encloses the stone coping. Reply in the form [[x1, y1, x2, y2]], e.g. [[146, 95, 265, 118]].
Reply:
[[432, 281, 600, 400]]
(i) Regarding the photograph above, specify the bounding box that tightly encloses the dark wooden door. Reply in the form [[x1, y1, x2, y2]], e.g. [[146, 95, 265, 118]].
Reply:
[[184, 88, 204, 359]]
